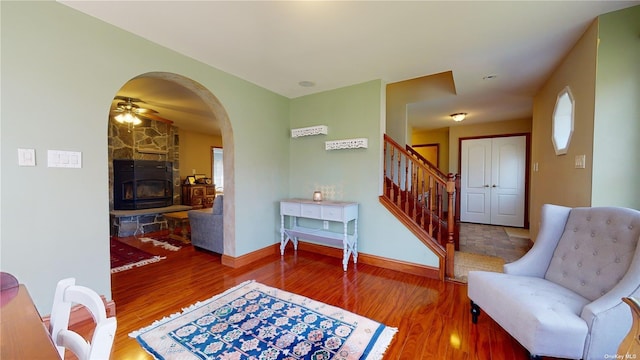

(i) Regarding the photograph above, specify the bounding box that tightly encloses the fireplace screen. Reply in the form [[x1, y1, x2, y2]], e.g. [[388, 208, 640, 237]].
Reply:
[[114, 160, 173, 210]]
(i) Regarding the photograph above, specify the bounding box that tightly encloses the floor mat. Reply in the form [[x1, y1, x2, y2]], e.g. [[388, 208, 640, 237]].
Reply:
[[454, 251, 504, 283]]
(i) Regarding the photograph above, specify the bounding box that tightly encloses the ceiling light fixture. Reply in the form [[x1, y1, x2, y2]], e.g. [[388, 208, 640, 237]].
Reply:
[[114, 110, 142, 133], [450, 113, 467, 122], [115, 110, 142, 125]]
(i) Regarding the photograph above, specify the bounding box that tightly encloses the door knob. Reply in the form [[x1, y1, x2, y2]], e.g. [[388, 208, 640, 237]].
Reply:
[[484, 184, 489, 187], [492, 185, 497, 188]]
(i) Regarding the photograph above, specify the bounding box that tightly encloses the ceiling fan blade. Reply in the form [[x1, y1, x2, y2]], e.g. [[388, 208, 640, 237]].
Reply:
[[138, 112, 174, 124], [134, 107, 158, 115], [114, 96, 145, 103], [112, 94, 170, 123]]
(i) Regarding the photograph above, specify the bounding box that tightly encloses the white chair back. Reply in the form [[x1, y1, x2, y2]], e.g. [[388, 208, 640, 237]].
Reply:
[[49, 278, 117, 360]]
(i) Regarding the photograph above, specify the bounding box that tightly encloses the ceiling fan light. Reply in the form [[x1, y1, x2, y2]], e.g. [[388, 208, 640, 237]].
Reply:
[[115, 111, 140, 124], [450, 112, 467, 122]]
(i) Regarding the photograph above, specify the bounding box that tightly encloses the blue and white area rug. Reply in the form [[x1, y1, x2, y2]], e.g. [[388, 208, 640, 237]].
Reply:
[[130, 280, 397, 359]]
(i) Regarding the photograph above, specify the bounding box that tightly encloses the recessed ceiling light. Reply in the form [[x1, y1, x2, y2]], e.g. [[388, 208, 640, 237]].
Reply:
[[483, 74, 498, 80], [298, 81, 316, 87]]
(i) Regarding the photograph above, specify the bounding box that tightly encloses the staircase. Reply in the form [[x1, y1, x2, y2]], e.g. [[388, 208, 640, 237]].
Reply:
[[380, 134, 459, 279]]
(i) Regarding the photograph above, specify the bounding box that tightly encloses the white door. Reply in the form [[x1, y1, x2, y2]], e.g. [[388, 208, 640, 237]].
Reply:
[[460, 139, 492, 224], [490, 136, 525, 227], [460, 136, 526, 227]]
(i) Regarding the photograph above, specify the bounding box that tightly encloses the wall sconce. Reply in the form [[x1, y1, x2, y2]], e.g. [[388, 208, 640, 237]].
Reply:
[[313, 191, 323, 202], [450, 113, 467, 122]]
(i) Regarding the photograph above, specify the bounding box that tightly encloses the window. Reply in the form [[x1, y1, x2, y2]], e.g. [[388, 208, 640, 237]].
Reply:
[[552, 86, 574, 155], [212, 147, 223, 192]]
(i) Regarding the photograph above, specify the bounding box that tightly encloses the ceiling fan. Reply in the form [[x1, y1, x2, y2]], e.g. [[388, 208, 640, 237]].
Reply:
[[111, 96, 173, 125]]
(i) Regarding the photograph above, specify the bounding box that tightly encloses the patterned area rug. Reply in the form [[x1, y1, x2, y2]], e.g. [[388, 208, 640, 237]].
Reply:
[[110, 238, 165, 273], [139, 236, 185, 251], [130, 280, 397, 360]]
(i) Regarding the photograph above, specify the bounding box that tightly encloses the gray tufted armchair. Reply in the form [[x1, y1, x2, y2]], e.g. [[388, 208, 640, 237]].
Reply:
[[468, 204, 640, 360], [188, 195, 223, 254]]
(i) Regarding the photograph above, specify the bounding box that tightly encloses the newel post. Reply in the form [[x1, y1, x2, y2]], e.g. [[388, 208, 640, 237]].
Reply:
[[445, 173, 456, 279]]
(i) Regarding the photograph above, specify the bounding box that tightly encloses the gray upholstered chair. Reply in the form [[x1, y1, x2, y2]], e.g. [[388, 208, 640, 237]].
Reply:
[[468, 204, 640, 360], [188, 194, 223, 254]]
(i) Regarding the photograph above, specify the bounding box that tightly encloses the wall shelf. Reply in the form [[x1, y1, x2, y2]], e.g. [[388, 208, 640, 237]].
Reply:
[[325, 138, 368, 150], [291, 125, 328, 138]]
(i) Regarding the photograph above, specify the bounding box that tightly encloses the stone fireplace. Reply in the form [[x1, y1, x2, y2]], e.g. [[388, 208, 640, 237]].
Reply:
[[109, 118, 184, 236]]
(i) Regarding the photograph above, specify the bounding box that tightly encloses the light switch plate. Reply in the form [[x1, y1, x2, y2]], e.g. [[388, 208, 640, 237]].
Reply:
[[18, 148, 36, 166], [48, 150, 82, 168], [575, 154, 586, 169]]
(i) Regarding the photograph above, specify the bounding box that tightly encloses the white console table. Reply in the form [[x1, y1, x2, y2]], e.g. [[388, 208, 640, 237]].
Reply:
[[280, 199, 359, 271]]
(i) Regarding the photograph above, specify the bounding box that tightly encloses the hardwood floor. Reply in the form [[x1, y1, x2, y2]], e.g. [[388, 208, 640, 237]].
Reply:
[[103, 234, 546, 360]]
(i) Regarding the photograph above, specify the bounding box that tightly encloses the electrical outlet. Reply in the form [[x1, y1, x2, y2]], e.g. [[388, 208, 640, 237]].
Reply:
[[323, 221, 329, 230]]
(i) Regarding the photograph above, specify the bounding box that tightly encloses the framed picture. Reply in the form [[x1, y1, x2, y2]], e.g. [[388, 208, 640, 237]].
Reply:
[[194, 174, 206, 180], [186, 176, 196, 185]]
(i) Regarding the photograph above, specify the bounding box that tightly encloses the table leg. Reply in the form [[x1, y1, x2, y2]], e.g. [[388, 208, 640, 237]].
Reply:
[[180, 219, 190, 243]]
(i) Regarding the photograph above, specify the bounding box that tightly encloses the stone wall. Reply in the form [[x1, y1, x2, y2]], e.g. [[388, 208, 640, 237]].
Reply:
[[108, 118, 181, 210], [111, 213, 168, 237], [108, 118, 183, 236]]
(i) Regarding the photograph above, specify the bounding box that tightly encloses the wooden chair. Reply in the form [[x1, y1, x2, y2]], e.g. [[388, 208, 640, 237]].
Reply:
[[49, 278, 117, 360]]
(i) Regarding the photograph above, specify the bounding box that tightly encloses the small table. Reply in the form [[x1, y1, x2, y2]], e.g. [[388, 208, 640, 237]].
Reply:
[[280, 199, 359, 271], [164, 211, 191, 243], [1, 285, 61, 359]]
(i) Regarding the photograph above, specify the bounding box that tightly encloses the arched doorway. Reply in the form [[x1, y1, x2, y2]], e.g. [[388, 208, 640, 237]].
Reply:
[[108, 71, 235, 261]]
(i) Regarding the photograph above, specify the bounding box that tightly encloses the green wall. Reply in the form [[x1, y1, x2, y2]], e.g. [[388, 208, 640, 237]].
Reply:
[[1, 2, 438, 315], [3, 2, 637, 314], [1, 1, 290, 312], [289, 81, 439, 265], [592, 5, 640, 208]]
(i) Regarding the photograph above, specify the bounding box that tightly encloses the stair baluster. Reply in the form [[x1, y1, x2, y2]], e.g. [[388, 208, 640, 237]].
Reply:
[[380, 134, 459, 279]]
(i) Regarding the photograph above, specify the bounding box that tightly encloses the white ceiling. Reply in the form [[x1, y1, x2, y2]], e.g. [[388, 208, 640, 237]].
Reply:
[[61, 1, 639, 133]]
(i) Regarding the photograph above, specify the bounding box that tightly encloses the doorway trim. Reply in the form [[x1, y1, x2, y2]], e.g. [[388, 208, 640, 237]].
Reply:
[[457, 133, 530, 228], [128, 72, 236, 256]]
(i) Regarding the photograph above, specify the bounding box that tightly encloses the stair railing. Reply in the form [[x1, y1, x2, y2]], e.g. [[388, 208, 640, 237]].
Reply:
[[381, 134, 458, 279], [405, 145, 447, 182], [405, 142, 461, 243]]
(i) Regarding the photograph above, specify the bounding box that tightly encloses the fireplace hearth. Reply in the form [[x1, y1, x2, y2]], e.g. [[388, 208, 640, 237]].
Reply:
[[113, 160, 173, 210]]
